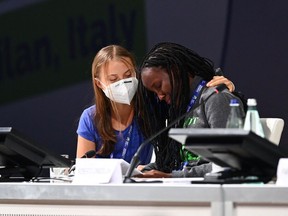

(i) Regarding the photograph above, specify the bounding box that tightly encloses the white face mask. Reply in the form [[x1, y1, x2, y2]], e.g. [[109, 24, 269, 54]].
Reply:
[[98, 77, 138, 105]]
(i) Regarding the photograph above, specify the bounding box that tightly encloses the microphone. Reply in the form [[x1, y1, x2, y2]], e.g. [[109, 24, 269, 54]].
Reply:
[[69, 150, 96, 174], [215, 67, 224, 76], [81, 150, 96, 158], [123, 82, 228, 183], [215, 83, 228, 93]]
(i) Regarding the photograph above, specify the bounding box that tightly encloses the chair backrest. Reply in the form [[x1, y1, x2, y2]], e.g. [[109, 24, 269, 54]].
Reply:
[[260, 118, 285, 145], [150, 148, 156, 163]]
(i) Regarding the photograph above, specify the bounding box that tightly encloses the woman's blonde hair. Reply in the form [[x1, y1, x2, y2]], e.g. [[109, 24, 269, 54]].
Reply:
[[91, 45, 137, 156]]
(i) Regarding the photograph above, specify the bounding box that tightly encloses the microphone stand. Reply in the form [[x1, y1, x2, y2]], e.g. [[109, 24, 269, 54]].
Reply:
[[123, 83, 228, 183], [123, 111, 190, 183]]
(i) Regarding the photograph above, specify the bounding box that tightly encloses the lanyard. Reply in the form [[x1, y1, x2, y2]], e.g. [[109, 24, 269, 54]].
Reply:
[[181, 80, 206, 168], [186, 80, 207, 113], [110, 124, 133, 159]]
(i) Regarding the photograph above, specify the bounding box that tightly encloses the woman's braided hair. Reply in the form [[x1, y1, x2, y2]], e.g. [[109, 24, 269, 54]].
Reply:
[[139, 42, 215, 172]]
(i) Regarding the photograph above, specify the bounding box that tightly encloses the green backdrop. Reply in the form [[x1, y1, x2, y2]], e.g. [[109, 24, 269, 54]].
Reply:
[[0, 0, 146, 104]]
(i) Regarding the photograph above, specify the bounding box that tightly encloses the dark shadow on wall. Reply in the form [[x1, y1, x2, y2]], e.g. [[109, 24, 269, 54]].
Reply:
[[0, 81, 94, 159], [221, 0, 288, 151]]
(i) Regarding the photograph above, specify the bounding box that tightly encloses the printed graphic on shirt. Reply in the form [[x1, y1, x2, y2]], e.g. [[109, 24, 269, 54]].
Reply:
[[183, 117, 199, 128]]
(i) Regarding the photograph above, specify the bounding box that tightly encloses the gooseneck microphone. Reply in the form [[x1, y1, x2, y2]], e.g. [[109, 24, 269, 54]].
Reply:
[[123, 83, 228, 183], [68, 150, 96, 174], [81, 150, 96, 158]]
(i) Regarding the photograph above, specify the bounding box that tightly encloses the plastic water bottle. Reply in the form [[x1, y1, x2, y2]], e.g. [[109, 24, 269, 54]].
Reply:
[[226, 98, 243, 128], [213, 99, 243, 173], [243, 98, 265, 138]]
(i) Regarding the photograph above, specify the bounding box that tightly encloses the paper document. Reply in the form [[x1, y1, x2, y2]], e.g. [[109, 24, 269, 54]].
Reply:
[[120, 159, 142, 176]]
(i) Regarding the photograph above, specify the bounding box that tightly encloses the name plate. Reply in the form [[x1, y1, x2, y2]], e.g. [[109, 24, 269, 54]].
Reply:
[[276, 158, 288, 186], [72, 158, 123, 184]]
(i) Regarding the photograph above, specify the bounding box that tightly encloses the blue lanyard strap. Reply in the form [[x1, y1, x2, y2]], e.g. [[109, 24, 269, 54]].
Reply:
[[110, 124, 133, 159], [181, 80, 206, 168], [186, 80, 207, 113]]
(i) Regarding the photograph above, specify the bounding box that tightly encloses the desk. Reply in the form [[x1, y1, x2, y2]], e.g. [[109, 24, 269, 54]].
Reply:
[[222, 184, 288, 216], [0, 183, 222, 216], [0, 183, 287, 216]]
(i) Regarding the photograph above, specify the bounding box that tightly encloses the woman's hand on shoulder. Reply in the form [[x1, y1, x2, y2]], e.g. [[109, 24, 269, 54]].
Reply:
[[206, 76, 235, 92]]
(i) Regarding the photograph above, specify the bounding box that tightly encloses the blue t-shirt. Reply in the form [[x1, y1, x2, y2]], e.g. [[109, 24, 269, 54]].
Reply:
[[77, 105, 153, 164]]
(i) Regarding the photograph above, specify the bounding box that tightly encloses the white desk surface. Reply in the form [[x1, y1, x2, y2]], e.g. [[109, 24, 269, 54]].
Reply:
[[0, 182, 287, 216], [222, 184, 288, 203], [0, 181, 222, 204]]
